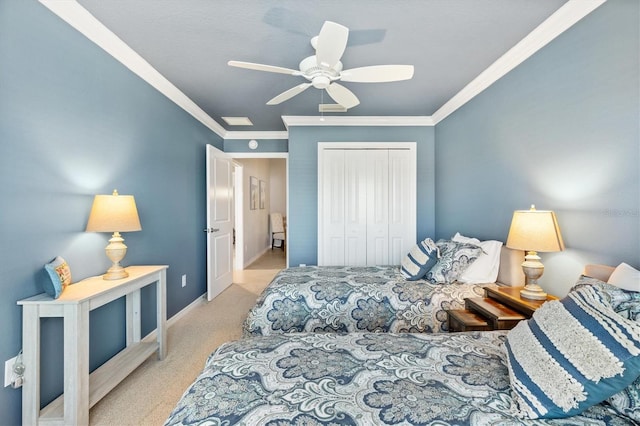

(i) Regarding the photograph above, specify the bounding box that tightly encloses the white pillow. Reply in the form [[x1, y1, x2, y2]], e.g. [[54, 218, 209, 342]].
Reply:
[[452, 232, 503, 283], [608, 262, 640, 291]]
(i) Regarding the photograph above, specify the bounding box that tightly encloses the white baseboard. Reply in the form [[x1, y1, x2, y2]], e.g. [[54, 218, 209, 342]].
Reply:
[[242, 246, 270, 269]]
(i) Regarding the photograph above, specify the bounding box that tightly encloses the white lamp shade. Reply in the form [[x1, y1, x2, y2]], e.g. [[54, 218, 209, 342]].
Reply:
[[506, 205, 564, 252], [86, 190, 142, 233]]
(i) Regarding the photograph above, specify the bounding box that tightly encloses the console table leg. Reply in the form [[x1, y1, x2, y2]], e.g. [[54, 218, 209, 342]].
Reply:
[[157, 270, 167, 360], [64, 303, 90, 425], [22, 305, 40, 425]]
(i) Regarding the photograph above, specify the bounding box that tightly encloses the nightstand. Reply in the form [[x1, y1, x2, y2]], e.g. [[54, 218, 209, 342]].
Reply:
[[446, 285, 557, 332]]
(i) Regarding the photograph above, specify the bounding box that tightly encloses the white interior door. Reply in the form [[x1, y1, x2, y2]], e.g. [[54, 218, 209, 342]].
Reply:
[[318, 142, 417, 267], [367, 150, 390, 265], [388, 148, 416, 264], [345, 150, 368, 266], [320, 149, 346, 265], [205, 144, 233, 300]]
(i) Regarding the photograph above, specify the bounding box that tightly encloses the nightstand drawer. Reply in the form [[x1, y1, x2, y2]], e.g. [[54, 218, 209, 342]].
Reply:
[[446, 309, 492, 332], [465, 297, 526, 330]]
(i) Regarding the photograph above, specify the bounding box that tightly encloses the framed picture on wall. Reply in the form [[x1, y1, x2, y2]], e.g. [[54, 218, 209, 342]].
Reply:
[[259, 180, 266, 209], [250, 176, 258, 210]]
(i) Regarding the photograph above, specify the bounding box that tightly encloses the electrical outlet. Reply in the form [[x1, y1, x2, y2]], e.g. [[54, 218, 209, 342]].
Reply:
[[181, 274, 187, 288], [4, 356, 17, 387]]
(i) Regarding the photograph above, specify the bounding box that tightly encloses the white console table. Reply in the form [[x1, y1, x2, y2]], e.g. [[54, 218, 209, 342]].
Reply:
[[18, 265, 168, 425]]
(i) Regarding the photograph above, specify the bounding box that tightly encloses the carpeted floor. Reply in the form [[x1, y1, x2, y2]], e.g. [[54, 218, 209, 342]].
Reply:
[[88, 250, 285, 425]]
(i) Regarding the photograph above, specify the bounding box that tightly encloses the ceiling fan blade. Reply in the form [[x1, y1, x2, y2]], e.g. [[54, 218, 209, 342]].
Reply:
[[315, 21, 349, 68], [228, 60, 298, 76], [341, 65, 415, 83], [266, 83, 312, 105], [326, 83, 360, 109]]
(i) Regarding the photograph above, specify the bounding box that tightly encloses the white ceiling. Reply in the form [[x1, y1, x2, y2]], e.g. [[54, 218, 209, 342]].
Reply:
[[42, 0, 606, 136]]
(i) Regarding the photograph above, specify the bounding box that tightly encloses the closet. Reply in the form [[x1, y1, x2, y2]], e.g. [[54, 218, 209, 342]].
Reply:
[[318, 142, 416, 266]]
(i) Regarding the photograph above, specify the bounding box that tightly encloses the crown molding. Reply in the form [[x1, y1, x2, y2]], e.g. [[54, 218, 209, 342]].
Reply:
[[224, 131, 289, 140], [431, 0, 607, 124], [39, 0, 606, 136], [39, 0, 227, 138], [282, 116, 435, 128]]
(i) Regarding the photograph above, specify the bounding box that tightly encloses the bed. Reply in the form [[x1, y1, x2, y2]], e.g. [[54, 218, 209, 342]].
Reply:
[[166, 263, 640, 425], [243, 244, 525, 336]]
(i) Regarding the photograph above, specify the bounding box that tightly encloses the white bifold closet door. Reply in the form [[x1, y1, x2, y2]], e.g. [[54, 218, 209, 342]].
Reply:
[[319, 145, 416, 266]]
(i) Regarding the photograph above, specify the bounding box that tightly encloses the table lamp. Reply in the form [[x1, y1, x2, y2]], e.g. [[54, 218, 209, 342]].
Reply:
[[86, 189, 142, 280], [506, 205, 564, 300]]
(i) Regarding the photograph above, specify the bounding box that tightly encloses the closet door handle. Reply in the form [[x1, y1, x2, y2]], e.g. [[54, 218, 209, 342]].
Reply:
[[203, 228, 220, 233]]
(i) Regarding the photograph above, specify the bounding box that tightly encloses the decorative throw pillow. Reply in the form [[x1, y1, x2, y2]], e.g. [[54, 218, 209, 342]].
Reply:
[[504, 285, 640, 419], [604, 281, 640, 422], [43, 256, 72, 299], [608, 262, 640, 292], [425, 240, 482, 284], [400, 238, 439, 280], [451, 232, 503, 283], [570, 273, 640, 421], [570, 275, 640, 320]]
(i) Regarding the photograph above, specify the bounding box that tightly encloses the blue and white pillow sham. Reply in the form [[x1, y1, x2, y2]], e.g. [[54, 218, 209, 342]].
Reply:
[[400, 238, 439, 280], [425, 240, 482, 284], [608, 375, 640, 422], [504, 284, 640, 419]]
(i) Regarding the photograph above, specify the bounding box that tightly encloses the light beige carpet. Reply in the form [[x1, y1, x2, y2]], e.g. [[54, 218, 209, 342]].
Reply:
[[88, 250, 284, 425]]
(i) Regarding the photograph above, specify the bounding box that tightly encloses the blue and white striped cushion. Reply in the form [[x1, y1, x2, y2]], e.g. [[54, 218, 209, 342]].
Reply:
[[400, 238, 439, 280], [504, 285, 640, 419]]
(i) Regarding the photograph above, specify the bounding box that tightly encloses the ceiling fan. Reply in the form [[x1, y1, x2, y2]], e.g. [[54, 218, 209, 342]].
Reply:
[[228, 21, 414, 109]]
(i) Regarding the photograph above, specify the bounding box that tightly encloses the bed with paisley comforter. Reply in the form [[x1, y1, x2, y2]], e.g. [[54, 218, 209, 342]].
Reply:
[[164, 331, 633, 425], [242, 243, 526, 336], [242, 265, 489, 336], [167, 265, 640, 425]]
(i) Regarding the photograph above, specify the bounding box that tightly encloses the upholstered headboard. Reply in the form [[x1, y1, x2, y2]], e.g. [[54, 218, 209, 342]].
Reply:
[[497, 246, 525, 287], [583, 264, 616, 282]]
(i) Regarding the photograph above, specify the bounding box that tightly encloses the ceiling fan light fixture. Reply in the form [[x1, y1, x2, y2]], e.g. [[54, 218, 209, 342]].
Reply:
[[312, 75, 330, 89]]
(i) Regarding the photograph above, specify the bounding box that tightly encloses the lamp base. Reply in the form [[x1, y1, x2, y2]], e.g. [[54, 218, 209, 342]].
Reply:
[[520, 284, 548, 300], [103, 231, 129, 280], [519, 250, 548, 300], [104, 265, 129, 280]]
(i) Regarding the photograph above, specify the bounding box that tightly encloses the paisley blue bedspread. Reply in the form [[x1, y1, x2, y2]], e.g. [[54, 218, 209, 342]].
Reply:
[[243, 265, 487, 336], [165, 331, 629, 425]]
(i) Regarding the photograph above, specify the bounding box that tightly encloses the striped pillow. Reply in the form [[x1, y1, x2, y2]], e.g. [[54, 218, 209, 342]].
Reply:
[[400, 238, 439, 280], [504, 285, 640, 419]]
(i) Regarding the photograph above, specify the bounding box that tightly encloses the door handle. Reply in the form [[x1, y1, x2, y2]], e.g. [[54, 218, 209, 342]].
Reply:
[[203, 228, 220, 233]]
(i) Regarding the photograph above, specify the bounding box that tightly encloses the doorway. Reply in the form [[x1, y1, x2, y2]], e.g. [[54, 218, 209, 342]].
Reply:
[[230, 153, 288, 272]]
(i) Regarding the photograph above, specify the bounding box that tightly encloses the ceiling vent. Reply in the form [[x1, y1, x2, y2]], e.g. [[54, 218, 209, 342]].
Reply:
[[222, 117, 253, 126], [319, 104, 347, 113]]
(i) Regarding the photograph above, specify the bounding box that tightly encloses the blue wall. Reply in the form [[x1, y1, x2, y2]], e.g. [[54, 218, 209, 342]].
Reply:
[[287, 126, 435, 266], [0, 1, 222, 422], [435, 0, 639, 296]]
